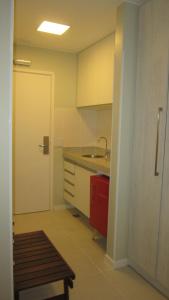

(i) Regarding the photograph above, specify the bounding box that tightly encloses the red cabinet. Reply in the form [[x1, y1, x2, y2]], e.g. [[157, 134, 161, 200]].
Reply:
[[90, 175, 109, 237]]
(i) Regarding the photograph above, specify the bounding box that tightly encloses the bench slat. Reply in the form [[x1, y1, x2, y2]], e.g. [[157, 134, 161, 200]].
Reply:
[[15, 251, 60, 265], [14, 231, 75, 296], [15, 259, 69, 274], [15, 265, 73, 283], [16, 271, 74, 291]]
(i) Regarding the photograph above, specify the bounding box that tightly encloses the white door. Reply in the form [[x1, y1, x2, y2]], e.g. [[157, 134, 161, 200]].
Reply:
[[129, 0, 169, 278], [13, 70, 53, 214]]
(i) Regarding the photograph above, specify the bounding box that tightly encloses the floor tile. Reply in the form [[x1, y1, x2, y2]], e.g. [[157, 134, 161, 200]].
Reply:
[[14, 209, 167, 300]]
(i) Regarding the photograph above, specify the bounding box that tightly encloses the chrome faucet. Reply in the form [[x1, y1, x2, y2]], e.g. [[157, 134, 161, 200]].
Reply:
[[97, 136, 108, 159]]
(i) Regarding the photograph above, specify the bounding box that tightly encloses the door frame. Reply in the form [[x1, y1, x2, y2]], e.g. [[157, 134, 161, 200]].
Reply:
[[13, 68, 55, 211], [0, 0, 14, 298]]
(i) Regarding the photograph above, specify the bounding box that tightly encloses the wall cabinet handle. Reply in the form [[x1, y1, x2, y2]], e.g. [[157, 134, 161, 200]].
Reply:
[[154, 107, 163, 176]]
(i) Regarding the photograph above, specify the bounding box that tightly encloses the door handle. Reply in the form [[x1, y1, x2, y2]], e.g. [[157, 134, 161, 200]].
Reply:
[[38, 136, 49, 155], [154, 107, 163, 176]]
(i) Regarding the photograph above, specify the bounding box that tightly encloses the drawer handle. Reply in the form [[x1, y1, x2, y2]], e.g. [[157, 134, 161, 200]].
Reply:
[[64, 179, 75, 186], [64, 189, 74, 197], [64, 169, 75, 175]]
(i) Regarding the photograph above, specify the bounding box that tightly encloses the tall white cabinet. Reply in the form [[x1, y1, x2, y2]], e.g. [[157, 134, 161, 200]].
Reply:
[[157, 101, 169, 290], [129, 0, 169, 296]]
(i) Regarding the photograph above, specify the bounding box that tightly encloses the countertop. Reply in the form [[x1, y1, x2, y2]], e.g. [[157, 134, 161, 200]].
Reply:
[[63, 147, 110, 176]]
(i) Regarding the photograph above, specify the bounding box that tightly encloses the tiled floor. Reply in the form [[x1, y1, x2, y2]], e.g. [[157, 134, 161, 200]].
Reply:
[[14, 209, 167, 300]]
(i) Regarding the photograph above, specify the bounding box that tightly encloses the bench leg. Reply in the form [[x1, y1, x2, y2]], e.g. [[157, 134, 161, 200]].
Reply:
[[15, 291, 19, 300], [64, 279, 69, 300]]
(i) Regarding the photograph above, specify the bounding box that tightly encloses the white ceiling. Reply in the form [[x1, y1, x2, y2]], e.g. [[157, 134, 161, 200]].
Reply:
[[14, 0, 142, 53]]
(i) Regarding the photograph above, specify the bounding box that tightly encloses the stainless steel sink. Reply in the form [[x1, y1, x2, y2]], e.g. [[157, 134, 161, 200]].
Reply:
[[82, 154, 104, 158]]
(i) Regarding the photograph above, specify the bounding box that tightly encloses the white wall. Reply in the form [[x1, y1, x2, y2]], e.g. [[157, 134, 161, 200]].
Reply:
[[14, 45, 77, 108], [0, 0, 14, 298], [14, 45, 113, 208]]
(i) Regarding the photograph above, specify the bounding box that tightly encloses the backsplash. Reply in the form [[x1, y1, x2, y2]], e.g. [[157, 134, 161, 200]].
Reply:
[[54, 107, 112, 149], [96, 109, 112, 149]]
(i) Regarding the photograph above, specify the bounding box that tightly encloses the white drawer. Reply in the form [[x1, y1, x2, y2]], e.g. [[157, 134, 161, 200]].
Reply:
[[64, 160, 75, 174], [64, 190, 75, 205], [64, 171, 75, 184], [64, 180, 75, 195]]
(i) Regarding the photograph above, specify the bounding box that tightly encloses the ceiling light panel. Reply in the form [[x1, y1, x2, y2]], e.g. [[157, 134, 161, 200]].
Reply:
[[37, 21, 70, 35]]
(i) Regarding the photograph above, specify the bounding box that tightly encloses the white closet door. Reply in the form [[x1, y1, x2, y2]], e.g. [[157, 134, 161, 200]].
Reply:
[[157, 88, 169, 290], [129, 0, 169, 278]]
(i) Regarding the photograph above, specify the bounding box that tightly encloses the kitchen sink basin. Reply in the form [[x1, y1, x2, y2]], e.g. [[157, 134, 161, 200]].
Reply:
[[82, 154, 104, 158]]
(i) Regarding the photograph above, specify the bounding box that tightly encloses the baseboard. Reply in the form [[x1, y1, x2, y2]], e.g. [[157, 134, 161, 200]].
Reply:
[[104, 254, 114, 267], [53, 203, 69, 211], [105, 254, 128, 269], [129, 260, 169, 299], [113, 258, 129, 269]]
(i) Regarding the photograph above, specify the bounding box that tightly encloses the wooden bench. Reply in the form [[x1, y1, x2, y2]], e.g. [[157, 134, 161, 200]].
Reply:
[[13, 231, 75, 300]]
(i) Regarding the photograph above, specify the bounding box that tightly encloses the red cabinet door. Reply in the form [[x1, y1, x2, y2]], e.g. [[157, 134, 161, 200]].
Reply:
[[90, 175, 109, 237]]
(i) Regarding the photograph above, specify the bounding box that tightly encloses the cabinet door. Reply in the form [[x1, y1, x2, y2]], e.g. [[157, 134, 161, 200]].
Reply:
[[156, 92, 169, 291], [129, 0, 169, 279], [90, 176, 109, 237], [76, 34, 114, 107], [75, 166, 95, 217]]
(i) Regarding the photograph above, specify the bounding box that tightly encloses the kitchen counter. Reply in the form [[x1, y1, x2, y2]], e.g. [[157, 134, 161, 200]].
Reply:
[[63, 147, 110, 176]]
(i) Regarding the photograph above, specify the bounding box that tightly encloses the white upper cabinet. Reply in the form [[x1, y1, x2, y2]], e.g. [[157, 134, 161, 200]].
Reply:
[[76, 34, 115, 107]]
